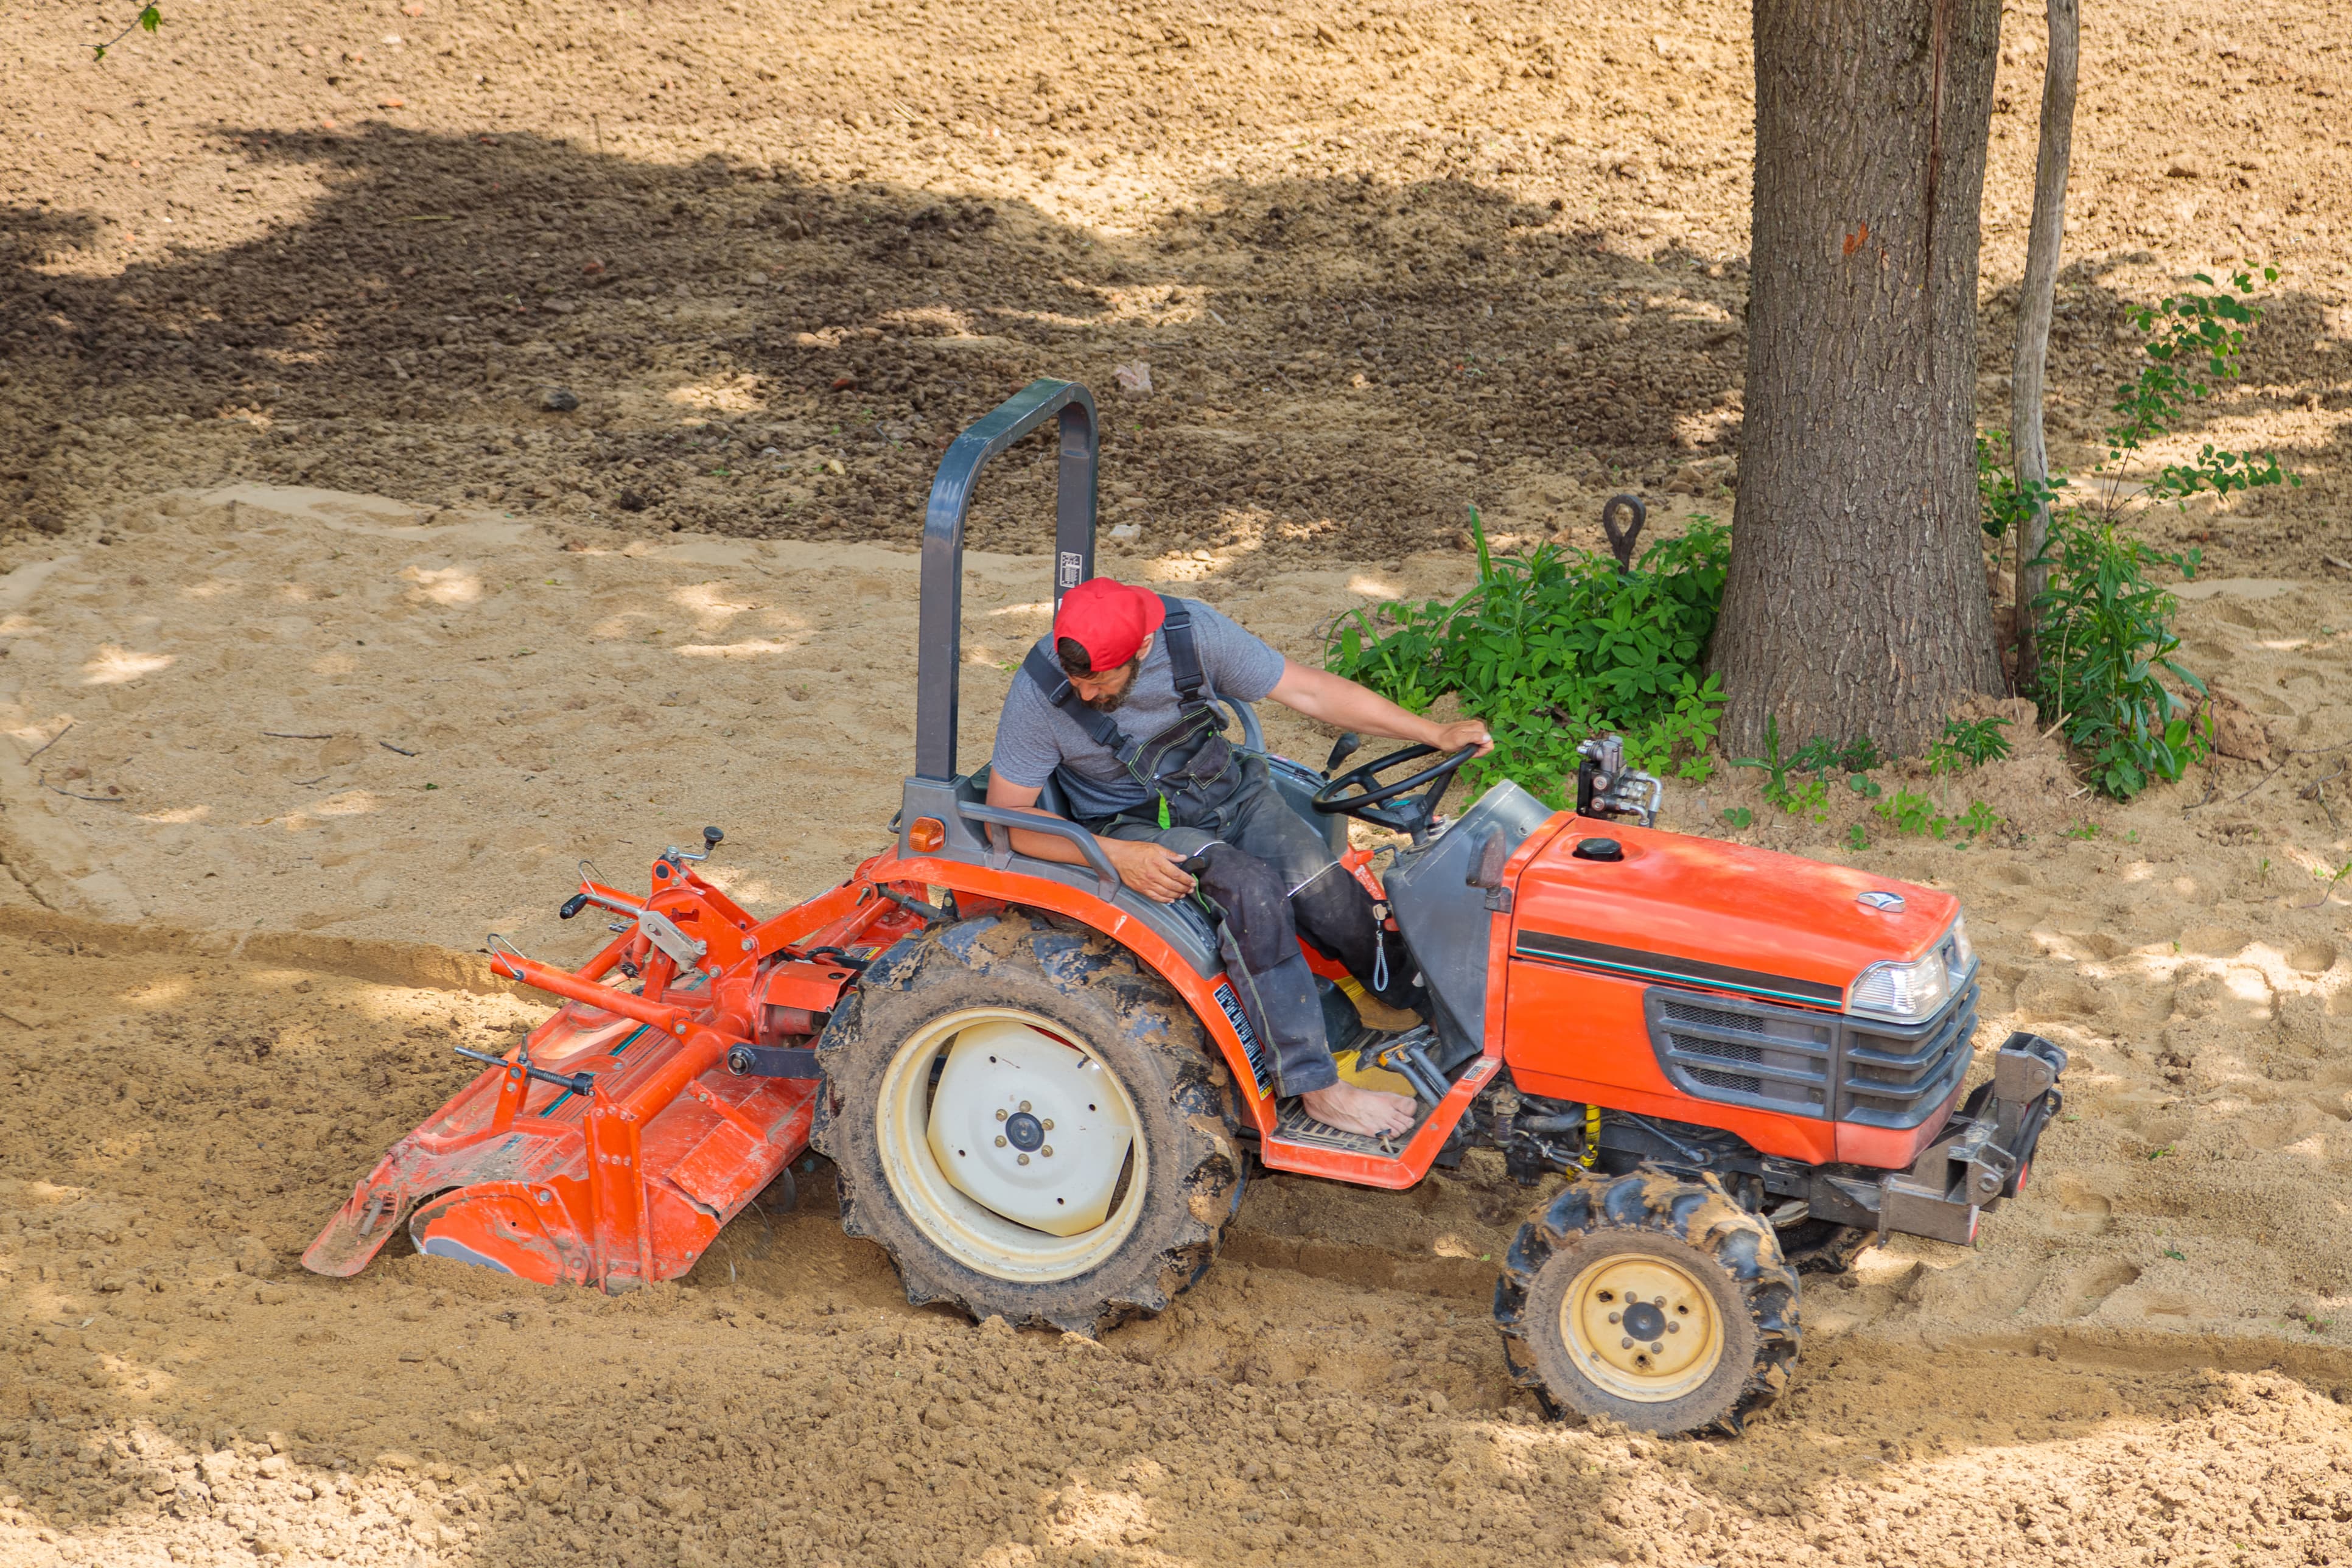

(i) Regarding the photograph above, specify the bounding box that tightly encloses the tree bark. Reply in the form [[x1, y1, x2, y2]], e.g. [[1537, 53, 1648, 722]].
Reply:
[[1712, 0, 2007, 759], [2009, 0, 2079, 693]]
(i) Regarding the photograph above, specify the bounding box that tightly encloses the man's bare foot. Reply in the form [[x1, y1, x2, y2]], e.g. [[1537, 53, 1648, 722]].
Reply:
[[1300, 1081, 1418, 1138]]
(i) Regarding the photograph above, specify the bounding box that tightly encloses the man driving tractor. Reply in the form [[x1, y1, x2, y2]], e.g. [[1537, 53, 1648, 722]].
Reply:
[[986, 577, 1492, 1138]]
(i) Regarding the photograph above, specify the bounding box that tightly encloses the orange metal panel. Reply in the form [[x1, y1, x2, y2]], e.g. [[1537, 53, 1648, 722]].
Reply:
[[1511, 817, 1956, 1001], [1497, 957, 1843, 1166]]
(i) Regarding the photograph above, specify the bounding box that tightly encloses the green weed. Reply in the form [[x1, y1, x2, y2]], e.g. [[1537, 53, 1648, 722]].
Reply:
[[1327, 508, 1731, 805], [1927, 716, 2014, 776], [1721, 807, 1754, 830], [1875, 790, 1951, 839], [1999, 268, 2298, 800]]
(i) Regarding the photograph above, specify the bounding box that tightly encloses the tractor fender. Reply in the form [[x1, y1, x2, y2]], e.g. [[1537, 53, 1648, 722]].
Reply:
[[883, 856, 1281, 1132]]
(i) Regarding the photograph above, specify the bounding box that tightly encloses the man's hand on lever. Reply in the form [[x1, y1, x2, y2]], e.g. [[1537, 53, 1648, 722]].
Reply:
[[1102, 838, 1196, 903]]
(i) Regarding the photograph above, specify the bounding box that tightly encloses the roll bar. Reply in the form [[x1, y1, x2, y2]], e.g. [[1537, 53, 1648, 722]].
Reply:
[[914, 379, 1099, 782]]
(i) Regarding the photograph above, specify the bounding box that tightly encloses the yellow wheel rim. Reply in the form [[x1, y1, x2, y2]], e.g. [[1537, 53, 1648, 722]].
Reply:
[[1560, 1250, 1725, 1404], [874, 1007, 1148, 1285]]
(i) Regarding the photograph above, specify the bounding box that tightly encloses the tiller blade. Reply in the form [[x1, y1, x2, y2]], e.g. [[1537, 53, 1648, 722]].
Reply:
[[304, 835, 923, 1293]]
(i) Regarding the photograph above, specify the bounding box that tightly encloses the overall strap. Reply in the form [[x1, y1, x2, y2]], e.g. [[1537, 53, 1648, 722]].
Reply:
[[1019, 644, 1130, 754], [1157, 595, 1211, 709]]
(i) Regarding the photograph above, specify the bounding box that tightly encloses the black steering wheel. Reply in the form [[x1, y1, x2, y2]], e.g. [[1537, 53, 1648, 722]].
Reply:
[[1311, 743, 1479, 842]]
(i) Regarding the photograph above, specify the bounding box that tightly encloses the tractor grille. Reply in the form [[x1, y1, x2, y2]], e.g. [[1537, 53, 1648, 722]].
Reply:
[[1643, 976, 1977, 1128]]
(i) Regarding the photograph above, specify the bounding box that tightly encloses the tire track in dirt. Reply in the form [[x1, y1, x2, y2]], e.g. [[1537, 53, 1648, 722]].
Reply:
[[6, 934, 2352, 1568]]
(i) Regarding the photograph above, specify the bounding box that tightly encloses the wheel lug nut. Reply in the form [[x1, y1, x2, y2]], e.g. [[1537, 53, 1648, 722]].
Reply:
[[1606, 1312, 1620, 1325], [1040, 1146, 1053, 1158], [1041, 1119, 1054, 1130], [1650, 1342, 1664, 1354], [993, 1135, 1006, 1147], [995, 1109, 1007, 1121], [1019, 1101, 1032, 1112], [1666, 1321, 1679, 1334], [1017, 1153, 1031, 1166], [1620, 1337, 1634, 1350]]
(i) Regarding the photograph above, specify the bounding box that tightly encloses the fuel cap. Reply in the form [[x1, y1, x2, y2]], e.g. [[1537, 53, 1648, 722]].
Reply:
[[1572, 838, 1624, 862]]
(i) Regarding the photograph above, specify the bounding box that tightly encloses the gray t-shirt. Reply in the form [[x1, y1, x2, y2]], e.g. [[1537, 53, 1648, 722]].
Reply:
[[990, 597, 1287, 820]]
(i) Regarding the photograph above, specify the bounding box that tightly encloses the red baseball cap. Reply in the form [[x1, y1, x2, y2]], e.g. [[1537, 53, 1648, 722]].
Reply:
[[1053, 578, 1164, 672]]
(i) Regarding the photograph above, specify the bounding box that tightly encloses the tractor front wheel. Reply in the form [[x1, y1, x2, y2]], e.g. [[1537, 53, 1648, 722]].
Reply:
[[1495, 1169, 1800, 1435], [813, 911, 1241, 1334]]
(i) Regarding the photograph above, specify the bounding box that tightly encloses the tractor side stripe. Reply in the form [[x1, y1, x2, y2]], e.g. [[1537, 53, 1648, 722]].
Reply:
[[1512, 931, 1845, 1007]]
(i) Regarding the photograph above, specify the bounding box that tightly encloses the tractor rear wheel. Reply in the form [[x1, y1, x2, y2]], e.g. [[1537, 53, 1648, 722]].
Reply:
[[1495, 1169, 1801, 1435], [812, 910, 1242, 1334]]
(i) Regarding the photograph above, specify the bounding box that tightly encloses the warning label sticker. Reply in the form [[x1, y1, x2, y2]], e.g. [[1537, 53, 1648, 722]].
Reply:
[[1212, 981, 1273, 1097]]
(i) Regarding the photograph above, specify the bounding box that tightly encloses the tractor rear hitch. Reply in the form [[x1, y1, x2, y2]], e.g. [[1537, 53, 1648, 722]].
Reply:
[[452, 1044, 597, 1099]]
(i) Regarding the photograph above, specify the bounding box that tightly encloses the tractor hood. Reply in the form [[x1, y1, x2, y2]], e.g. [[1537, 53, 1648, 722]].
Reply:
[[1509, 817, 1961, 1009]]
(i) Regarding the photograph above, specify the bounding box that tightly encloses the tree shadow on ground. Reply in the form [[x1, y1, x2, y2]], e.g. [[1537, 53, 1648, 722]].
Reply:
[[0, 123, 1760, 565]]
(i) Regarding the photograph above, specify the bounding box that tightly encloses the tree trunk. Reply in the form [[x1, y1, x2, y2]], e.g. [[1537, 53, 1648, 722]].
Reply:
[[1712, 0, 2007, 760], [2009, 0, 2079, 694]]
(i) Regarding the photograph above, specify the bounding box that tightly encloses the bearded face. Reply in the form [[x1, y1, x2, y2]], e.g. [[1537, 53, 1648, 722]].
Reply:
[[1077, 657, 1141, 713]]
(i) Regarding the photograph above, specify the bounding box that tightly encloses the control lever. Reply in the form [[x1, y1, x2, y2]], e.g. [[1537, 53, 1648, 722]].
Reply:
[[1361, 1025, 1449, 1105], [1323, 732, 1363, 774], [453, 1043, 595, 1098], [1574, 734, 1663, 828], [559, 892, 589, 921], [674, 826, 725, 864]]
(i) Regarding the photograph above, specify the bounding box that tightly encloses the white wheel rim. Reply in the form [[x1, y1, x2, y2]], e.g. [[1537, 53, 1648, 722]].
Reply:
[[874, 1006, 1148, 1284], [1560, 1252, 1726, 1403]]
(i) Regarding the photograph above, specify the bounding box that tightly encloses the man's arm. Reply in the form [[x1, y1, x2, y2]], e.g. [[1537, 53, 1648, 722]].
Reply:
[[1264, 659, 1494, 755], [981, 772, 1197, 903]]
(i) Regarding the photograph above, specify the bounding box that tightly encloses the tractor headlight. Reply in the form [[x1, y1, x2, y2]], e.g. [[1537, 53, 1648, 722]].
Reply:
[[1946, 914, 1976, 974], [1848, 945, 1953, 1022]]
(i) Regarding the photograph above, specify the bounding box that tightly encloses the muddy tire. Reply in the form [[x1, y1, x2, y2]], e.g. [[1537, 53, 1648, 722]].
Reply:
[[1494, 1168, 1801, 1435], [1776, 1218, 1874, 1275], [811, 909, 1241, 1334]]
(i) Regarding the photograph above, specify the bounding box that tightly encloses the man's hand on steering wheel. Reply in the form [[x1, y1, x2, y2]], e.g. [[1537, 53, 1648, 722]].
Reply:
[[1427, 718, 1494, 757]]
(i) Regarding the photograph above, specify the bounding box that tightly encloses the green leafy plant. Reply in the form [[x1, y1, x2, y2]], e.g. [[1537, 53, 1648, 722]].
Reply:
[[1976, 430, 2067, 542], [1956, 800, 2001, 839], [1721, 806, 1754, 830], [91, 3, 161, 59], [1844, 823, 1869, 852], [2034, 517, 2209, 798], [1837, 736, 1885, 774], [1875, 790, 1951, 839], [1782, 779, 1831, 824], [1731, 716, 1796, 803], [1927, 716, 2014, 776], [1326, 508, 1731, 805], [1998, 268, 2298, 800], [1846, 772, 1884, 800]]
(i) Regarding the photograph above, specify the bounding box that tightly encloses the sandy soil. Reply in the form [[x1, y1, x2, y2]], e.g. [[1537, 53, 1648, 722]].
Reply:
[[2, 492, 2352, 1568], [5, 0, 2352, 1563]]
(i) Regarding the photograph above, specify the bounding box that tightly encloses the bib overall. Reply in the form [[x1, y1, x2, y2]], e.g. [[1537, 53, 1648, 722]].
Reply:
[[1019, 599, 1412, 1098]]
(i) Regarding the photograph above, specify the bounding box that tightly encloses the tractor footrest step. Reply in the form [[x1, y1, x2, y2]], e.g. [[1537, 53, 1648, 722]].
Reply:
[[1271, 1099, 1418, 1160]]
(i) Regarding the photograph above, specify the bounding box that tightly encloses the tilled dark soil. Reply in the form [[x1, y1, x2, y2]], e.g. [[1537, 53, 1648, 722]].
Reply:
[[3, 0, 2348, 572]]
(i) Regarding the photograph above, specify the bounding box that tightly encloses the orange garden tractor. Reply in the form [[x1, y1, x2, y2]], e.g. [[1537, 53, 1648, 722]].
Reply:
[[306, 380, 2067, 1434]]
